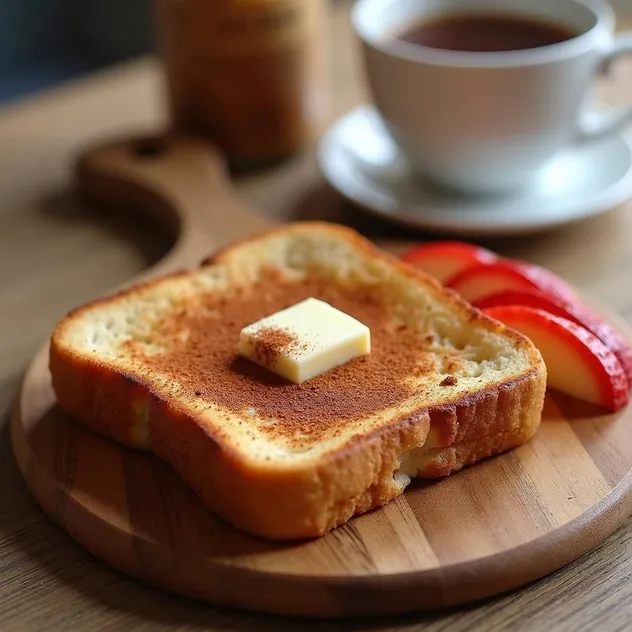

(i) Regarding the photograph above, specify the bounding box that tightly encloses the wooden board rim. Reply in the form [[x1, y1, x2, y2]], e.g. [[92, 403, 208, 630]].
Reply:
[[11, 331, 632, 618]]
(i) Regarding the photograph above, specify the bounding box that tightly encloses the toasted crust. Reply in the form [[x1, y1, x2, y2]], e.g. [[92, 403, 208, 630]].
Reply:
[[50, 222, 546, 540]]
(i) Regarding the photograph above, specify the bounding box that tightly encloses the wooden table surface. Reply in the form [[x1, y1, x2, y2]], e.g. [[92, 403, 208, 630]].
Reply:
[[2, 3, 632, 631]]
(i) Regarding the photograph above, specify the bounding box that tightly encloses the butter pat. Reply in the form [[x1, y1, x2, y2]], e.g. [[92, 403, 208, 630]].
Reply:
[[239, 298, 371, 384]]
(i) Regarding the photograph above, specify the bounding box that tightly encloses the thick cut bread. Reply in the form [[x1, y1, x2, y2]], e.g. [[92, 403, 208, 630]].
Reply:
[[50, 222, 546, 540]]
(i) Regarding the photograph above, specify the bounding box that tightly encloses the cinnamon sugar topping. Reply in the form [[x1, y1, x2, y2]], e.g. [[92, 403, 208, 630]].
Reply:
[[249, 327, 297, 367], [131, 276, 441, 445]]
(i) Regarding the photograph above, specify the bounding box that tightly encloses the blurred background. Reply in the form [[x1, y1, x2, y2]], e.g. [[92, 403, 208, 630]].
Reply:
[[0, 0, 154, 102], [1, 0, 630, 105]]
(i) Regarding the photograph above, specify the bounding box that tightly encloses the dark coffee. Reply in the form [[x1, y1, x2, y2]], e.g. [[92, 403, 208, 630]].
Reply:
[[397, 12, 579, 52]]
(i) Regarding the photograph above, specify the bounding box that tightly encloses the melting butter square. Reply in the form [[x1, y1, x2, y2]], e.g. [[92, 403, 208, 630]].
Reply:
[[238, 298, 371, 384]]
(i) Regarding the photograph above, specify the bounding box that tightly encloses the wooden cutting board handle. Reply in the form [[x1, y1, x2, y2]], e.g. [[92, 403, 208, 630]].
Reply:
[[76, 134, 273, 279]]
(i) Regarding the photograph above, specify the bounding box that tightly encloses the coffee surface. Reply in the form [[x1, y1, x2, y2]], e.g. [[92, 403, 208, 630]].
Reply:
[[397, 12, 579, 52]]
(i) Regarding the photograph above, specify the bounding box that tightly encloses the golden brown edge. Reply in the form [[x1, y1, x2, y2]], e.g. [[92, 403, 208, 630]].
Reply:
[[49, 221, 546, 539]]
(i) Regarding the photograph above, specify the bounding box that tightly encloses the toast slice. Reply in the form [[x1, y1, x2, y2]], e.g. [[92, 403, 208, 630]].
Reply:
[[50, 222, 546, 540]]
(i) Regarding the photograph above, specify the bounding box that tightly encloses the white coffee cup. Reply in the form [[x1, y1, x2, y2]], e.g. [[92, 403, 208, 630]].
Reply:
[[352, 0, 632, 194]]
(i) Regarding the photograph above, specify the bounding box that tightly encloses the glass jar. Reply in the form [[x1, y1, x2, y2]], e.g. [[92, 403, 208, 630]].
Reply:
[[154, 0, 327, 170]]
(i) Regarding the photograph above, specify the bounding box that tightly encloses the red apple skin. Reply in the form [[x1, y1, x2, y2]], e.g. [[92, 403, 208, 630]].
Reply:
[[587, 315, 632, 390], [400, 241, 498, 283], [474, 290, 632, 387], [483, 305, 629, 413], [446, 260, 576, 304]]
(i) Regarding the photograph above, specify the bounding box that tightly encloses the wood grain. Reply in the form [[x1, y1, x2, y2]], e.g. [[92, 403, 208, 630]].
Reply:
[[2, 2, 632, 630], [10, 134, 632, 618]]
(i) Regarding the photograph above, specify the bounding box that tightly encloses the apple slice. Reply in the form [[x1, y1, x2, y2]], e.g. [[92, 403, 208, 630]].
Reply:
[[400, 241, 498, 283], [446, 260, 576, 304], [484, 305, 629, 412], [474, 290, 632, 386]]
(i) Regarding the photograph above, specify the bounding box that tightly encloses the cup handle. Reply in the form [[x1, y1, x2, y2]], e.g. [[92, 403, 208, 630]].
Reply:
[[577, 32, 632, 142]]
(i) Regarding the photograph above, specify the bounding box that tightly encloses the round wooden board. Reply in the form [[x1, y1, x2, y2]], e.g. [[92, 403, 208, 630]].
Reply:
[[11, 136, 632, 618]]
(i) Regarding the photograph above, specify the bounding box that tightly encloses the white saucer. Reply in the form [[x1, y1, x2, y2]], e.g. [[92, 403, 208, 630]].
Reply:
[[317, 105, 632, 237]]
